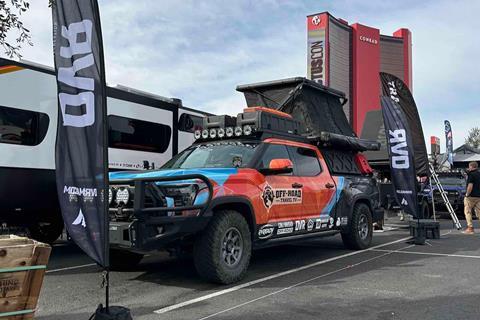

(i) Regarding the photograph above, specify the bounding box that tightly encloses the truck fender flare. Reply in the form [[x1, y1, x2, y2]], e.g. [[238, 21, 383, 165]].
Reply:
[[205, 196, 257, 235], [346, 195, 374, 219]]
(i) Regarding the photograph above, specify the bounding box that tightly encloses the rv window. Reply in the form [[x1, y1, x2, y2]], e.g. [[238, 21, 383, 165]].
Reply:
[[108, 115, 171, 153], [178, 113, 203, 133], [0, 105, 49, 146]]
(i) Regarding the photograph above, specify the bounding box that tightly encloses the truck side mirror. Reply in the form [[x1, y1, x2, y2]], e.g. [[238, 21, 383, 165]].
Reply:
[[259, 158, 293, 175]]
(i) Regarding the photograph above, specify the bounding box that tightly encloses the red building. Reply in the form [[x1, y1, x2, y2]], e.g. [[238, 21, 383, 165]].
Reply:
[[307, 12, 412, 162]]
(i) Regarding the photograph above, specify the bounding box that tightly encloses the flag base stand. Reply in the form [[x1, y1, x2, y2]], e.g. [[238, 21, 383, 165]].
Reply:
[[92, 304, 133, 320], [408, 219, 441, 245]]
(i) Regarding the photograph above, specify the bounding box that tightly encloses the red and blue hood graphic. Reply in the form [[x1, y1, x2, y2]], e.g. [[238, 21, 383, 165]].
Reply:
[[109, 168, 238, 187]]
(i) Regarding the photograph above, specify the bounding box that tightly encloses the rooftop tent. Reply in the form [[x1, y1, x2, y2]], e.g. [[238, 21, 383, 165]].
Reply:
[[236, 77, 379, 152], [236, 77, 354, 137]]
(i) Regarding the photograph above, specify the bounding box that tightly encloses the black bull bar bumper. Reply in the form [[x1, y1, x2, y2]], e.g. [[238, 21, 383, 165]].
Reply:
[[109, 174, 214, 252]]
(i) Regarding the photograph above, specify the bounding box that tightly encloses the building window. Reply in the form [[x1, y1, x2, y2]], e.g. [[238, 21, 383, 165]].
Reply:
[[289, 146, 322, 176], [108, 115, 171, 153], [0, 105, 49, 146], [178, 113, 203, 133]]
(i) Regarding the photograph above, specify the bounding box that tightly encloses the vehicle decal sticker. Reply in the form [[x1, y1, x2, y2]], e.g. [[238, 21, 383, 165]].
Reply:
[[276, 221, 294, 235], [261, 183, 303, 211], [258, 224, 275, 239], [295, 220, 306, 231], [258, 216, 337, 240]]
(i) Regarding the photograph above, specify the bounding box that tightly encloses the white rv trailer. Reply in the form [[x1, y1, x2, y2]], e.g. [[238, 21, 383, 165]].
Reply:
[[0, 58, 209, 242]]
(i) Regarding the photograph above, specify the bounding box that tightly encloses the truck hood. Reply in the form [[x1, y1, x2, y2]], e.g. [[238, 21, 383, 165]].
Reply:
[[109, 168, 238, 187], [422, 185, 465, 194]]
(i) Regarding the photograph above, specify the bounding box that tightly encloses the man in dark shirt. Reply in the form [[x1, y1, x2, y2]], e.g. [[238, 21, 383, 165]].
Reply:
[[463, 161, 480, 234]]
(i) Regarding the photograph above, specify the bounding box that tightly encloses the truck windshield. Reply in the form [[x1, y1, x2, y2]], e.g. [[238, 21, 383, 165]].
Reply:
[[163, 141, 258, 169]]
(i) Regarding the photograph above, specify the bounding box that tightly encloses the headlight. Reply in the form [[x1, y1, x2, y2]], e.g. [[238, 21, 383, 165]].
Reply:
[[194, 130, 202, 139], [115, 187, 130, 205], [163, 184, 198, 206], [234, 126, 243, 137], [217, 128, 225, 138], [209, 128, 217, 139], [225, 127, 234, 137]]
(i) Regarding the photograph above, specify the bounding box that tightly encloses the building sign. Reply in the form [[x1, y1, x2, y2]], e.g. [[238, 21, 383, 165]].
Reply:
[[359, 35, 378, 44], [307, 14, 328, 85]]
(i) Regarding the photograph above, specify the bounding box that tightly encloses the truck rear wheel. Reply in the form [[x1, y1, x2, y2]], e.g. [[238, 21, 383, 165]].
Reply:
[[28, 213, 64, 244], [194, 210, 252, 284], [109, 249, 144, 270], [341, 203, 373, 250]]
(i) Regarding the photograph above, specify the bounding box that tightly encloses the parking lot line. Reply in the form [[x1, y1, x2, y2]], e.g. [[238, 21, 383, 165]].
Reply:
[[371, 249, 480, 259], [46, 263, 97, 274], [153, 235, 413, 314], [196, 244, 415, 320]]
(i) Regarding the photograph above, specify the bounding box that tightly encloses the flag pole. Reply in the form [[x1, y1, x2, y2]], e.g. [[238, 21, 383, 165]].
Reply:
[[92, 0, 110, 313]]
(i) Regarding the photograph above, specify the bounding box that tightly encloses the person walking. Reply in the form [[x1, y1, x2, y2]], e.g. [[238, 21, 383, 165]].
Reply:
[[463, 161, 480, 234]]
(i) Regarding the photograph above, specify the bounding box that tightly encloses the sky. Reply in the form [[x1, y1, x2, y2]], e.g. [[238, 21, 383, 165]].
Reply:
[[2, 0, 479, 151]]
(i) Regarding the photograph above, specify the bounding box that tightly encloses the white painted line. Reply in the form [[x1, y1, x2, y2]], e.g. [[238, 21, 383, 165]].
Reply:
[[153, 235, 413, 314], [46, 263, 97, 274], [197, 244, 415, 320], [372, 249, 480, 259]]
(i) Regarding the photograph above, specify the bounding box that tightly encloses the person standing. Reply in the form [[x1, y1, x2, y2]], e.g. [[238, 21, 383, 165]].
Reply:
[[463, 161, 480, 234]]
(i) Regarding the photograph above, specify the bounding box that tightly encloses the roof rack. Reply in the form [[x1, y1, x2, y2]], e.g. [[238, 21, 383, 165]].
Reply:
[[194, 107, 304, 142]]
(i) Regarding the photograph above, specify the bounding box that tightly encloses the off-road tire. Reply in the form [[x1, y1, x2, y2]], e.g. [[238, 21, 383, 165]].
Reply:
[[341, 203, 373, 250], [193, 210, 252, 284], [109, 249, 144, 270], [28, 214, 64, 244]]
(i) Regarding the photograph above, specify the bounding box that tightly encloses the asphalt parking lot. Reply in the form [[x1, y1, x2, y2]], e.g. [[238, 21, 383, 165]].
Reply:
[[36, 217, 480, 320]]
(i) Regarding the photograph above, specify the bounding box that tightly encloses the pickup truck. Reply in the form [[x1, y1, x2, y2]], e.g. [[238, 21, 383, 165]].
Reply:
[[107, 106, 382, 284], [421, 172, 467, 215]]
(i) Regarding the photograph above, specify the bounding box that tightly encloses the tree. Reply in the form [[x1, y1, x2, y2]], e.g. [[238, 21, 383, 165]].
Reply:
[[465, 127, 480, 149], [0, 0, 33, 58]]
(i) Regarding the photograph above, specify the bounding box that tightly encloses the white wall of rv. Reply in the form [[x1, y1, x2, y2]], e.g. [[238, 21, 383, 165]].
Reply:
[[0, 66, 202, 171]]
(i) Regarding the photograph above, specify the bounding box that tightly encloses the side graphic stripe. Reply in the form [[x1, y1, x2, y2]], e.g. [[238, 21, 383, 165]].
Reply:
[[321, 176, 345, 216], [0, 65, 23, 75]]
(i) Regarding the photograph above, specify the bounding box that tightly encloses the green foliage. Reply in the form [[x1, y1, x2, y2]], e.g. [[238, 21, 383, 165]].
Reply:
[[0, 0, 32, 58], [465, 127, 480, 149]]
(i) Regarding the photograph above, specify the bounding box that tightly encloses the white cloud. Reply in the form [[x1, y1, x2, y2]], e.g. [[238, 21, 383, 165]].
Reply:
[[1, 0, 478, 150]]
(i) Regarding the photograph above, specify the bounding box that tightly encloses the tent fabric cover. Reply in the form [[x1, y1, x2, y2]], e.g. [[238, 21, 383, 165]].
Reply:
[[237, 77, 379, 152], [237, 77, 353, 137]]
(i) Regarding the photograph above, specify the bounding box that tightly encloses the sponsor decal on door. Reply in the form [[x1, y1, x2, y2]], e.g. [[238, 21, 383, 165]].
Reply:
[[261, 183, 302, 210]]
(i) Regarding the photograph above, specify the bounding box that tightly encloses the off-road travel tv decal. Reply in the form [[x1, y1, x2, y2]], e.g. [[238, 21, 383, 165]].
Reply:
[[261, 183, 303, 210]]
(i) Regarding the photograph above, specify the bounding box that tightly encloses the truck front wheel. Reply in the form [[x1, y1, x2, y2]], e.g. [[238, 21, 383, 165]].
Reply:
[[341, 203, 373, 250], [28, 213, 64, 244], [109, 249, 144, 270], [194, 210, 252, 284]]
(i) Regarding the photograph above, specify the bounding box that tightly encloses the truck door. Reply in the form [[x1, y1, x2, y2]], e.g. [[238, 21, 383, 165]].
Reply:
[[288, 146, 337, 230], [257, 143, 303, 226]]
